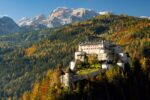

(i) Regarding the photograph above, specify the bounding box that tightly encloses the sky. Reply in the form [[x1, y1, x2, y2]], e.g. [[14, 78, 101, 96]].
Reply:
[[0, 0, 149, 22]]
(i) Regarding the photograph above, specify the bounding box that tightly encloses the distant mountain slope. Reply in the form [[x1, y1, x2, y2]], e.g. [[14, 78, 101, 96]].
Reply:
[[0, 7, 105, 33], [0, 14, 150, 98], [0, 16, 21, 34]]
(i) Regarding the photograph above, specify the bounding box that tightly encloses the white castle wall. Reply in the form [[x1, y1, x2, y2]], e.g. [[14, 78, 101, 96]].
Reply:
[[75, 41, 110, 61]]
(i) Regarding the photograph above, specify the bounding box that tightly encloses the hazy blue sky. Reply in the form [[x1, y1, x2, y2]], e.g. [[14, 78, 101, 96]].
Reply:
[[0, 0, 149, 21]]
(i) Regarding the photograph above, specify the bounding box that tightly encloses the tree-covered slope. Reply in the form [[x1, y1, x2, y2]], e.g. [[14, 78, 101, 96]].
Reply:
[[0, 14, 150, 98]]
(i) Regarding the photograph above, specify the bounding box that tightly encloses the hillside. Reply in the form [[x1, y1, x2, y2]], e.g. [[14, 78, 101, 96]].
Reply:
[[0, 14, 150, 99], [20, 15, 150, 100]]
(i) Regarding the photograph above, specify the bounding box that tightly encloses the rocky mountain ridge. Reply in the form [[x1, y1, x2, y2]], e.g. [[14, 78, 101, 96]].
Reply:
[[18, 7, 99, 28]]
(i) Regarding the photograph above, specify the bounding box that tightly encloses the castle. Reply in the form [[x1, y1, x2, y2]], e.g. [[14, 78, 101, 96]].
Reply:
[[74, 40, 129, 69], [60, 40, 129, 87], [75, 41, 110, 62]]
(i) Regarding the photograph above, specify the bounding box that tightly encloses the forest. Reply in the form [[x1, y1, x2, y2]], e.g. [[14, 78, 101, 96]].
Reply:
[[0, 14, 150, 99]]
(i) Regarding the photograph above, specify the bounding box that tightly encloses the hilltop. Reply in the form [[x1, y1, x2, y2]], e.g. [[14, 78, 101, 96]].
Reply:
[[0, 14, 150, 99]]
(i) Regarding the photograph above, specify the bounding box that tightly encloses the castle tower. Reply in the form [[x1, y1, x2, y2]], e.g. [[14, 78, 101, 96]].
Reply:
[[63, 68, 73, 87]]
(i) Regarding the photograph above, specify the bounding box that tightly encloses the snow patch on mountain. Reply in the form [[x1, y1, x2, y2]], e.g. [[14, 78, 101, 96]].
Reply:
[[18, 14, 46, 26]]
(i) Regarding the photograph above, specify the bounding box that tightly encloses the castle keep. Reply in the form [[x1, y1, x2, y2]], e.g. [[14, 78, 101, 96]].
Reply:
[[75, 41, 110, 62]]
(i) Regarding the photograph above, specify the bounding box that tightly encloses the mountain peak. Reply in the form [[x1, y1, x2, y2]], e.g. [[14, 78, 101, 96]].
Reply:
[[0, 16, 21, 34], [46, 7, 98, 27], [34, 14, 46, 20], [19, 17, 29, 21], [17, 7, 100, 29], [0, 16, 13, 20], [52, 7, 69, 12]]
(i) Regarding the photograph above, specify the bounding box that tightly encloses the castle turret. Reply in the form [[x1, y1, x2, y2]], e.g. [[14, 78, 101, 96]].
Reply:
[[62, 68, 73, 87]]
